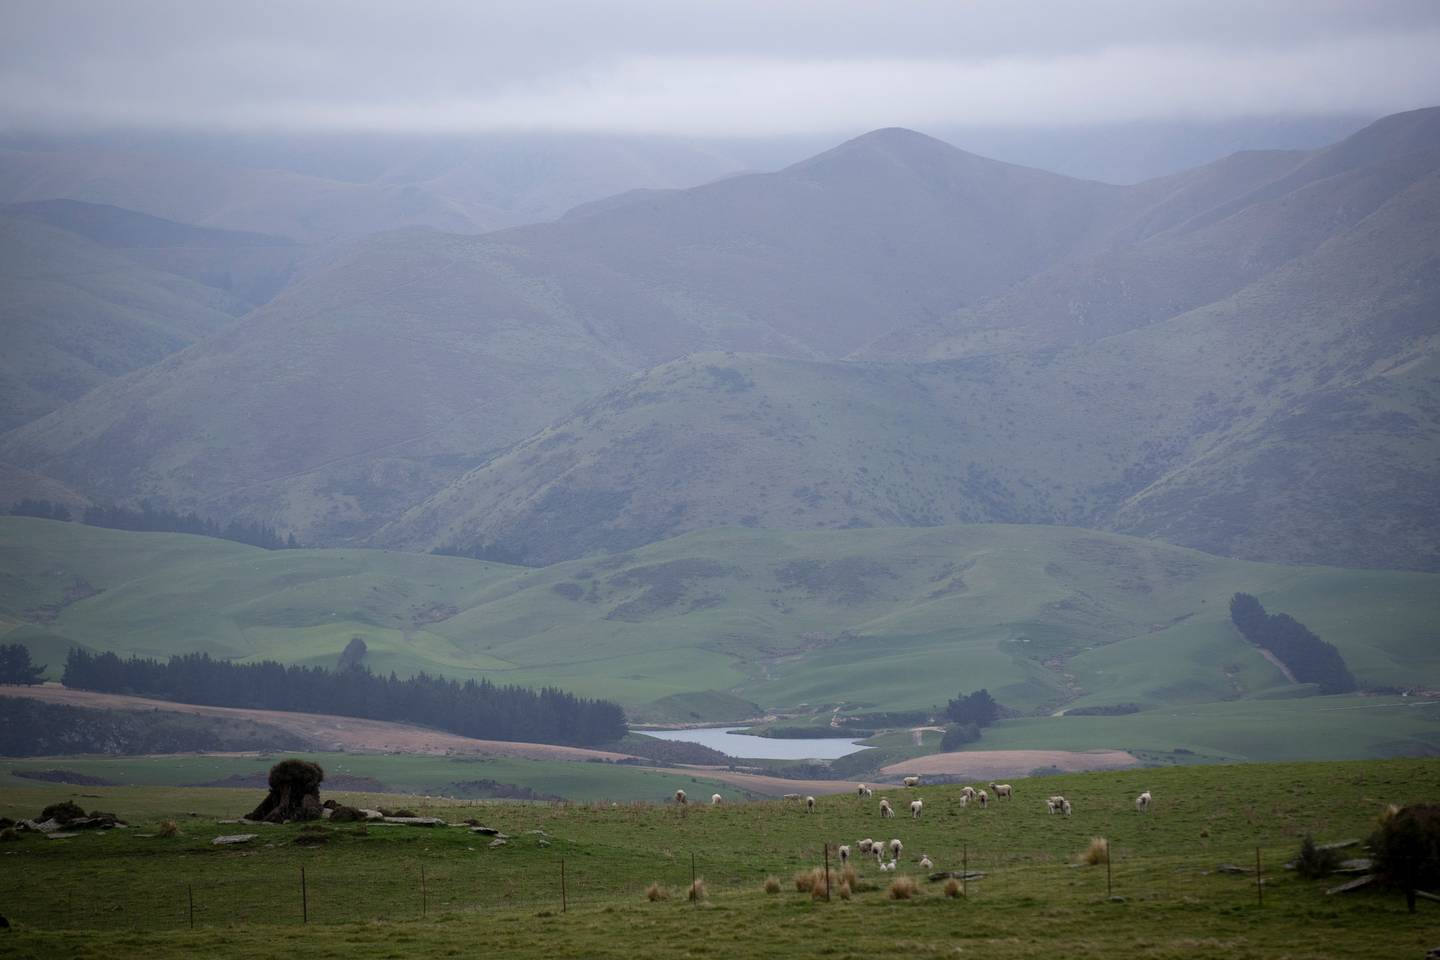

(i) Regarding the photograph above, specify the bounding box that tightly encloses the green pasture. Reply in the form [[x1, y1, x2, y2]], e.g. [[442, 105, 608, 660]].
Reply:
[[0, 758, 1436, 959]]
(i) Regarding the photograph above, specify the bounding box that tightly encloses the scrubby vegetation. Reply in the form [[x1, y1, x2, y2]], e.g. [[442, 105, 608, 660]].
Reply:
[[1230, 594, 1358, 694], [0, 698, 310, 756]]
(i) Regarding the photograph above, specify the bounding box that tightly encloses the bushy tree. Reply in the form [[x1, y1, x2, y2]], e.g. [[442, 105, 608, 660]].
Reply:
[[0, 644, 46, 685], [946, 689, 999, 727], [1369, 804, 1440, 912], [940, 723, 980, 750]]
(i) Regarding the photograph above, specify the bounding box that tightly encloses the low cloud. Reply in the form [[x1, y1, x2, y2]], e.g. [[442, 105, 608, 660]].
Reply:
[[1, 2, 1438, 135]]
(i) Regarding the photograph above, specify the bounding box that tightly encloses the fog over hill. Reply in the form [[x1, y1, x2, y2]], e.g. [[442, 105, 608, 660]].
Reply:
[[2, 110, 1438, 571]]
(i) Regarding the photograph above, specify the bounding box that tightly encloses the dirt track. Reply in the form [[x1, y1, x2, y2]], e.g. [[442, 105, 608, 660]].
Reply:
[[881, 749, 1137, 779], [0, 685, 640, 763]]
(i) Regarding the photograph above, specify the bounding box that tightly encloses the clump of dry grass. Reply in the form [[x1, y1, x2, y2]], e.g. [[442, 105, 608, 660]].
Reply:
[[841, 864, 858, 890], [763, 876, 781, 894], [157, 819, 180, 838], [793, 870, 815, 892], [944, 878, 962, 898], [837, 881, 852, 901], [1078, 837, 1110, 866], [687, 878, 706, 902], [888, 876, 919, 899], [645, 882, 669, 902], [0, 827, 19, 843]]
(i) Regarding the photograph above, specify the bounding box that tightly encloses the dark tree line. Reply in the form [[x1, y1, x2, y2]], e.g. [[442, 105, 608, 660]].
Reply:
[[942, 688, 1001, 749], [61, 649, 627, 747], [8, 497, 298, 549], [1229, 593, 1357, 694]]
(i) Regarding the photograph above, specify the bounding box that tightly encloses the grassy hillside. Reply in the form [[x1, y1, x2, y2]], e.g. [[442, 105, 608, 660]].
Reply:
[[0, 126, 1263, 545], [0, 758, 1435, 958], [4, 519, 1436, 742]]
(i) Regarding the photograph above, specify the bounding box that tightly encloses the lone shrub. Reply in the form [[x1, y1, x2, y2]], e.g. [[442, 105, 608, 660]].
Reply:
[[1294, 835, 1341, 879], [0, 828, 19, 842], [40, 800, 85, 823], [644, 882, 668, 902], [837, 881, 852, 901], [944, 878, 962, 898], [157, 819, 180, 838], [1368, 803, 1440, 912], [763, 876, 781, 894], [687, 878, 706, 902], [793, 870, 815, 892], [328, 805, 365, 823]]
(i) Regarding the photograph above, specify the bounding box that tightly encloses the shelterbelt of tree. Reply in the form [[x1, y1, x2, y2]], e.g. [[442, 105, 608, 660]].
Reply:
[[60, 649, 628, 747]]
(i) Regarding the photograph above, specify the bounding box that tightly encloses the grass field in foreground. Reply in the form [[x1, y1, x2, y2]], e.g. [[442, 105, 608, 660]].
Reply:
[[0, 758, 1436, 959]]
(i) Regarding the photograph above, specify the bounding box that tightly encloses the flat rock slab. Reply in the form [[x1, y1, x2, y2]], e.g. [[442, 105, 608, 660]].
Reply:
[[1327, 874, 1376, 895], [213, 834, 259, 845], [46, 832, 81, 839], [1318, 839, 1360, 851], [928, 871, 986, 882], [469, 826, 503, 835], [1335, 858, 1373, 873], [1215, 864, 1251, 875], [381, 817, 446, 827], [489, 838, 508, 847]]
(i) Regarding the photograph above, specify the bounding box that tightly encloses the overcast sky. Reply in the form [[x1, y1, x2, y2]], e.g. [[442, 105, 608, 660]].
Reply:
[[2, 1, 1439, 136]]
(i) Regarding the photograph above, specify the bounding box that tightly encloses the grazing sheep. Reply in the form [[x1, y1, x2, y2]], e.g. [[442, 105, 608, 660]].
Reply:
[[903, 776, 921, 788], [857, 783, 873, 798], [838, 844, 851, 867], [858, 838, 874, 854], [1062, 800, 1073, 816], [1135, 790, 1152, 813], [960, 786, 976, 800], [805, 795, 817, 814], [910, 799, 923, 819], [711, 793, 723, 805], [674, 789, 688, 805], [991, 783, 1013, 800], [1047, 795, 1067, 813], [958, 794, 969, 809], [919, 855, 933, 870], [1045, 799, 1058, 815], [889, 838, 903, 860], [976, 790, 989, 809], [874, 843, 886, 864], [879, 799, 894, 818]]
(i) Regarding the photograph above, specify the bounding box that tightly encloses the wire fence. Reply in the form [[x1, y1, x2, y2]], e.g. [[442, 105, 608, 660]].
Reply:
[[5, 839, 1426, 932]]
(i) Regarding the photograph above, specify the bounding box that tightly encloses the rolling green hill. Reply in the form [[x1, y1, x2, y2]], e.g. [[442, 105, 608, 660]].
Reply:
[[4, 519, 1436, 731]]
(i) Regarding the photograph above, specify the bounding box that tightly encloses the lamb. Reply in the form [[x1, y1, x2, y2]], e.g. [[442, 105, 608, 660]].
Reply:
[[1045, 799, 1058, 815], [910, 799, 923, 819], [880, 860, 896, 872], [879, 798, 894, 818], [674, 789, 687, 805], [990, 783, 1013, 800], [1135, 790, 1152, 813], [958, 793, 969, 809], [805, 795, 816, 814], [960, 786, 976, 800], [858, 838, 874, 854], [838, 844, 851, 867], [919, 855, 933, 870], [889, 838, 903, 860], [903, 776, 921, 788], [857, 783, 873, 798], [1061, 800, 1073, 816], [976, 790, 989, 809], [711, 793, 723, 805]]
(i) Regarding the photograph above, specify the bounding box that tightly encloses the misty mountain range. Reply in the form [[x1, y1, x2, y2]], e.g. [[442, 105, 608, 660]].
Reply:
[[1, 108, 1437, 572]]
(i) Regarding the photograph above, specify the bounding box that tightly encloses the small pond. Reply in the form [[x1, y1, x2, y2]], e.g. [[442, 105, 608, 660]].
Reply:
[[637, 726, 871, 760]]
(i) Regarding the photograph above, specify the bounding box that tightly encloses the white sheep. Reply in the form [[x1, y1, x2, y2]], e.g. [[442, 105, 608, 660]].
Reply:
[[674, 789, 687, 805], [976, 790, 989, 809], [805, 795, 816, 814], [990, 783, 1013, 800], [889, 838, 903, 860], [874, 843, 886, 864], [1047, 794, 1066, 812], [879, 798, 894, 818], [910, 799, 923, 819], [858, 838, 874, 854], [838, 844, 851, 866], [857, 783, 872, 798], [1135, 790, 1152, 813], [880, 860, 895, 872], [919, 855, 933, 870], [958, 793, 969, 809], [1061, 800, 1073, 816], [1045, 799, 1058, 815], [960, 786, 976, 800], [710, 793, 722, 805], [903, 776, 921, 788]]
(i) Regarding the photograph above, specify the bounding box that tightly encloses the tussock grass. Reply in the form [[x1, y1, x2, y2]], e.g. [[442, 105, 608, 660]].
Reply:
[[837, 881, 852, 901], [888, 876, 919, 899], [644, 882, 668, 902], [157, 819, 180, 838], [1078, 837, 1109, 866], [763, 876, 781, 894], [944, 877, 962, 898], [687, 878, 706, 902]]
